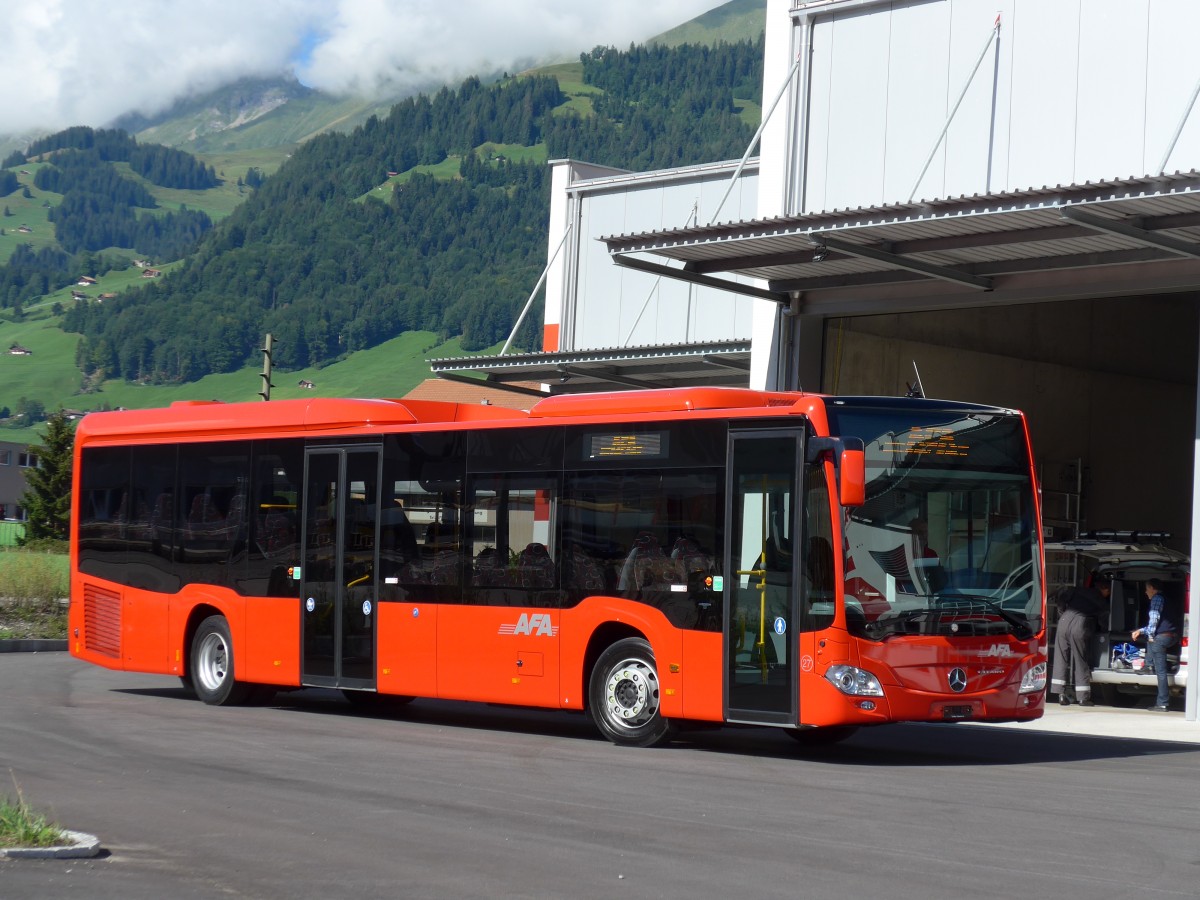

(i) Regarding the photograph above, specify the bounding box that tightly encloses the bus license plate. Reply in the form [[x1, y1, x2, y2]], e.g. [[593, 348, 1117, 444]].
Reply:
[[942, 705, 973, 720]]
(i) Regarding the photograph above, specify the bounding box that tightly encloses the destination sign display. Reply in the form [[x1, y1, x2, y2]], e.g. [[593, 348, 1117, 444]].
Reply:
[[586, 431, 667, 460], [882, 427, 970, 458]]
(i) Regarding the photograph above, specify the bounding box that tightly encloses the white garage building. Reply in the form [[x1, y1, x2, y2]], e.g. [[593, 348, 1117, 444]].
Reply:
[[433, 0, 1200, 721]]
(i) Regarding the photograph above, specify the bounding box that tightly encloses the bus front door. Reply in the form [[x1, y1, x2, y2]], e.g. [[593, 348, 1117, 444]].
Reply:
[[301, 447, 381, 689], [725, 430, 800, 726]]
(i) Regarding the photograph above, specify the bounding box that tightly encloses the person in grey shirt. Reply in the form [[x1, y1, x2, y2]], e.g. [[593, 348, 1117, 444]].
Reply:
[[1050, 578, 1109, 706]]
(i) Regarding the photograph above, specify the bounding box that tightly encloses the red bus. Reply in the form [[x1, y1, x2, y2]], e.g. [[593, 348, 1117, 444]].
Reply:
[[69, 387, 1046, 747]]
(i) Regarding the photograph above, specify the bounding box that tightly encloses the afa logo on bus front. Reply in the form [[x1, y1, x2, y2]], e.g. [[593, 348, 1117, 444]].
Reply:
[[498, 613, 558, 637]]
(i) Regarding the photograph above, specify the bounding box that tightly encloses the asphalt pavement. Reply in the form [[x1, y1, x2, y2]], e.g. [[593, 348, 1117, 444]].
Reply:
[[5, 650, 1200, 900]]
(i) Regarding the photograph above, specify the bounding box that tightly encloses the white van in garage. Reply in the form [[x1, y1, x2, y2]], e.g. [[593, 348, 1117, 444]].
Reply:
[[1045, 533, 1188, 706]]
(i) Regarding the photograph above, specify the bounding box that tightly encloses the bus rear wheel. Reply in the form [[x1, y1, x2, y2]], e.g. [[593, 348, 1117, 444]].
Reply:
[[589, 637, 675, 747], [191, 615, 250, 706]]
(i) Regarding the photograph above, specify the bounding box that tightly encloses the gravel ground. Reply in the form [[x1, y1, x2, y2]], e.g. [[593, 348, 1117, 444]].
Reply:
[[0, 600, 66, 640]]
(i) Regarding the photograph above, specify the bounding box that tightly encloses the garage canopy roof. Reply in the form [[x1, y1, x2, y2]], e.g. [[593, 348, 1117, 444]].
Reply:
[[602, 171, 1200, 316], [429, 339, 752, 394], [431, 172, 1200, 394]]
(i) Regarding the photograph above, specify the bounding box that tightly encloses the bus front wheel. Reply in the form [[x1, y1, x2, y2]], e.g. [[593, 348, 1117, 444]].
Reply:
[[191, 615, 250, 706], [589, 637, 675, 747]]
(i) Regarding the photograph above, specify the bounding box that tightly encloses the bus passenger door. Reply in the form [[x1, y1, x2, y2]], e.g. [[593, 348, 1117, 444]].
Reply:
[[301, 447, 381, 689], [725, 430, 801, 726]]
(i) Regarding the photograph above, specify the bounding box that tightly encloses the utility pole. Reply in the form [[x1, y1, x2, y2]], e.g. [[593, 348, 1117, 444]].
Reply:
[[259, 333, 274, 401]]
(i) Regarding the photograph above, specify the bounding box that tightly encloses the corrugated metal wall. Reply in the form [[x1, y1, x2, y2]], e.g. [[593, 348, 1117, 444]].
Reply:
[[795, 0, 1200, 213], [558, 163, 759, 350]]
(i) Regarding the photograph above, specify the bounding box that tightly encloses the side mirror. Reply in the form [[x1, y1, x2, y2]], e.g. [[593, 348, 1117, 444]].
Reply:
[[807, 437, 866, 507], [838, 447, 865, 507]]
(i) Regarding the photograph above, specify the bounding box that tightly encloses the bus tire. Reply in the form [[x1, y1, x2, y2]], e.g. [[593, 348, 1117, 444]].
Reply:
[[589, 637, 675, 748], [191, 615, 250, 706]]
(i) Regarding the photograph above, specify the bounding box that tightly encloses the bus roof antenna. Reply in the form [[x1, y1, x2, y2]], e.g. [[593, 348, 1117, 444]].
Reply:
[[905, 361, 925, 399]]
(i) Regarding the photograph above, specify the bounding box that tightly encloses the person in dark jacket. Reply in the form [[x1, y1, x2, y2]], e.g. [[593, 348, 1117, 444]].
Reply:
[[1050, 577, 1110, 706], [1133, 578, 1178, 711]]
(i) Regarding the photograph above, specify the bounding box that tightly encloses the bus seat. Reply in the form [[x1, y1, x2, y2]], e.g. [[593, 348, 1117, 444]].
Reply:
[[671, 536, 714, 583], [261, 509, 296, 556], [473, 545, 509, 586], [618, 532, 672, 594], [564, 544, 606, 593], [187, 492, 222, 536], [429, 549, 461, 585], [516, 542, 554, 588]]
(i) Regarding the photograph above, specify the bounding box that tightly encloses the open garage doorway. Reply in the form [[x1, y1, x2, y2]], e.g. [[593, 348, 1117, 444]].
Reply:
[[822, 293, 1200, 552]]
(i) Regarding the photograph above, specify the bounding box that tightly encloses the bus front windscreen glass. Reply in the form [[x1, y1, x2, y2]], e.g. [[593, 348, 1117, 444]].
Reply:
[[826, 406, 1041, 642]]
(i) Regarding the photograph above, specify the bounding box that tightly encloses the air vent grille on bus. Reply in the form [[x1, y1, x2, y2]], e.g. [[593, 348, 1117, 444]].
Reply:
[[83, 584, 121, 659]]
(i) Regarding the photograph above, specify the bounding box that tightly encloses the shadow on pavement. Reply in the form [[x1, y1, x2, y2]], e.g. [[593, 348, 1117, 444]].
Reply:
[[115, 684, 1200, 767]]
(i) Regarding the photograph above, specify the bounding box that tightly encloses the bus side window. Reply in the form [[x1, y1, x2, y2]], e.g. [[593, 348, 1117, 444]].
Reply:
[[258, 496, 297, 553], [379, 504, 418, 572], [464, 474, 559, 607], [802, 457, 836, 631], [806, 536, 834, 593]]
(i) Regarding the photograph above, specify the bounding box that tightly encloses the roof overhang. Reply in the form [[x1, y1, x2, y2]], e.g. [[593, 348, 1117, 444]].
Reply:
[[429, 340, 752, 394], [601, 171, 1200, 316]]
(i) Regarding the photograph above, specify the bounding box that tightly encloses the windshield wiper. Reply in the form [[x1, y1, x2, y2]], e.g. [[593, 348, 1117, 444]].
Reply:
[[865, 607, 938, 639], [940, 595, 1032, 639]]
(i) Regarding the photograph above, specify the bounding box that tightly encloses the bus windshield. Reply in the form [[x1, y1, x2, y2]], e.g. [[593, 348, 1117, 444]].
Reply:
[[826, 404, 1041, 642]]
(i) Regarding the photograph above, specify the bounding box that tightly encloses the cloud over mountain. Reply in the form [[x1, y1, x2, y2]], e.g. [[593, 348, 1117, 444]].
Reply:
[[2, 0, 722, 136]]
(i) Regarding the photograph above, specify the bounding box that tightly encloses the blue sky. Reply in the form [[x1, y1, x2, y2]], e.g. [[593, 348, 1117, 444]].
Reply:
[[292, 27, 325, 78]]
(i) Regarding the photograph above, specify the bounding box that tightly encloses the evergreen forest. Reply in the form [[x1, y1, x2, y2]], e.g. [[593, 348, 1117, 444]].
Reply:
[[7, 38, 764, 386]]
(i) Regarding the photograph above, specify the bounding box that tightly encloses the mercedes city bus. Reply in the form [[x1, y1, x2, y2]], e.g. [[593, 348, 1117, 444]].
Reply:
[[69, 387, 1046, 747]]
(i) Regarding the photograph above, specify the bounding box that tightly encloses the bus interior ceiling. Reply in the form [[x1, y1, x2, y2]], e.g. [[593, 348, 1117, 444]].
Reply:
[[824, 292, 1200, 551]]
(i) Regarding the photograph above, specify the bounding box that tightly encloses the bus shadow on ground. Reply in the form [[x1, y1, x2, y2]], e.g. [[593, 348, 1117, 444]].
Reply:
[[119, 682, 1200, 768], [672, 719, 1200, 767]]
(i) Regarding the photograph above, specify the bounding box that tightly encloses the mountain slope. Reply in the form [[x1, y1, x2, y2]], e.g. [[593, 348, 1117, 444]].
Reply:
[[128, 1, 768, 155], [652, 0, 766, 47], [114, 77, 312, 146], [2, 2, 767, 161], [121, 76, 400, 154], [0, 1, 767, 436], [64, 41, 763, 388]]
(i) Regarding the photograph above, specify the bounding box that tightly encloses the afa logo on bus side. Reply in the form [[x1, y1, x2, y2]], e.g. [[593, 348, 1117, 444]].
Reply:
[[498, 613, 558, 637]]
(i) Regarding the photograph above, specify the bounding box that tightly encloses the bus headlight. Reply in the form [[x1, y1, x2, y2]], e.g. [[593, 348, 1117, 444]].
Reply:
[[825, 665, 884, 697], [1018, 662, 1047, 694]]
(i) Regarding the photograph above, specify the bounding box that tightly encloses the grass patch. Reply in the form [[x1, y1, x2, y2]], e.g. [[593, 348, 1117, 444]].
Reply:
[[536, 61, 603, 118], [474, 142, 548, 165], [735, 97, 762, 129], [0, 166, 62, 265], [0, 546, 69, 640], [111, 162, 248, 222], [0, 330, 504, 445], [0, 777, 65, 849]]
